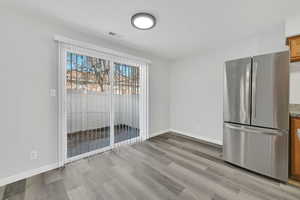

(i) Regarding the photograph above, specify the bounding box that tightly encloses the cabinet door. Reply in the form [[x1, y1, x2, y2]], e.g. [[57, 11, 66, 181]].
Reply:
[[291, 117, 300, 180], [288, 36, 300, 62]]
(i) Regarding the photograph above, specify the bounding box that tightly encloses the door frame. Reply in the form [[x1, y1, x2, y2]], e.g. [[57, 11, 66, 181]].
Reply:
[[56, 36, 149, 166]]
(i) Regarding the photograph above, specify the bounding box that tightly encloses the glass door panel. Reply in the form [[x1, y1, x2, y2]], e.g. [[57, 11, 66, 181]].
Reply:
[[113, 63, 140, 143], [66, 52, 111, 158]]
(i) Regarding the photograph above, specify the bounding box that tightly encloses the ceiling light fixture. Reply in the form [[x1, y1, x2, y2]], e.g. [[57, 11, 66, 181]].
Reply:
[[131, 13, 156, 30]]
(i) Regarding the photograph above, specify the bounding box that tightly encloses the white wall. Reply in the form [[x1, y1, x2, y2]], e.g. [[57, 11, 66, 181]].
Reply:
[[285, 15, 300, 37], [169, 23, 289, 145], [285, 15, 300, 104], [149, 59, 170, 134], [0, 8, 169, 184]]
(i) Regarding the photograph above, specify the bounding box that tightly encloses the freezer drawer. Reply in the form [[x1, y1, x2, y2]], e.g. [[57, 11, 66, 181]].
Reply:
[[223, 123, 288, 182], [251, 51, 289, 130], [224, 57, 251, 124]]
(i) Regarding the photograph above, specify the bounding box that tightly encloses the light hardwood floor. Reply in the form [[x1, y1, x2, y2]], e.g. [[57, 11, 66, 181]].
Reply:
[[1, 132, 300, 200]]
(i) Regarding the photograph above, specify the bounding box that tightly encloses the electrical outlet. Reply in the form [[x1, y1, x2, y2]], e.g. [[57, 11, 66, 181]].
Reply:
[[30, 150, 38, 160]]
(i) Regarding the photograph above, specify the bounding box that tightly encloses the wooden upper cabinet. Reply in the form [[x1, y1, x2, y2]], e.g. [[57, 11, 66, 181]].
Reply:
[[287, 35, 300, 62], [291, 117, 300, 181]]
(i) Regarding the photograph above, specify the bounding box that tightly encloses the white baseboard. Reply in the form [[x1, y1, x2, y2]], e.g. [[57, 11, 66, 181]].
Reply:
[[0, 129, 220, 187], [0, 163, 59, 187], [169, 129, 223, 146], [149, 129, 170, 138]]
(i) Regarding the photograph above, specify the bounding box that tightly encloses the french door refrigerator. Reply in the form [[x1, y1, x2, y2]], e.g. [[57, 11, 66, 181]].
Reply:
[[223, 51, 289, 182]]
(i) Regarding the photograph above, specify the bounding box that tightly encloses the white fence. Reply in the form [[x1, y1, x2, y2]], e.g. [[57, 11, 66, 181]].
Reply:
[[67, 90, 139, 133]]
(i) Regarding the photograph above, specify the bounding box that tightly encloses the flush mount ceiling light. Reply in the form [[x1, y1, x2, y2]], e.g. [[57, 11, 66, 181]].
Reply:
[[131, 13, 156, 30]]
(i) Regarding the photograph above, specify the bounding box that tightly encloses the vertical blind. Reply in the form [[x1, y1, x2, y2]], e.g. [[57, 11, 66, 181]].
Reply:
[[113, 63, 140, 144], [66, 52, 111, 157], [66, 52, 141, 158]]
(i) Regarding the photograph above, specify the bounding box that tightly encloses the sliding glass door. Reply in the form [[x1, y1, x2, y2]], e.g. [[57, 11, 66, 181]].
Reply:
[[66, 52, 111, 158], [113, 63, 140, 143], [63, 49, 144, 161]]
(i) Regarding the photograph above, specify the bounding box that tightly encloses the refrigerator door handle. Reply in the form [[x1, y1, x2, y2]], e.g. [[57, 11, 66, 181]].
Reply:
[[252, 61, 258, 119], [224, 123, 287, 136], [246, 62, 251, 119]]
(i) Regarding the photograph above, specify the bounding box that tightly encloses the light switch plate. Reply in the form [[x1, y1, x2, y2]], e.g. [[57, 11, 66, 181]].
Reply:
[[30, 150, 38, 160], [50, 89, 56, 97]]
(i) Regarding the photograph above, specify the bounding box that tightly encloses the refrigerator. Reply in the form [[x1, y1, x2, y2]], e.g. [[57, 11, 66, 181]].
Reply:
[[223, 51, 289, 182]]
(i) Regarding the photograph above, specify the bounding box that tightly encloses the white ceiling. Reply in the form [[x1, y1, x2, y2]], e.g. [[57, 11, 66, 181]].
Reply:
[[3, 0, 300, 60]]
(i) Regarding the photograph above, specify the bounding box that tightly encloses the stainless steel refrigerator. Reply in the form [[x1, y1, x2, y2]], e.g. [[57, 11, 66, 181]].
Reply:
[[223, 51, 289, 182]]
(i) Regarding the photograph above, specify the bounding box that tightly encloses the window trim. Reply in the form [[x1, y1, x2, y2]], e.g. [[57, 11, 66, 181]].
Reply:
[[54, 35, 151, 65], [56, 36, 149, 166]]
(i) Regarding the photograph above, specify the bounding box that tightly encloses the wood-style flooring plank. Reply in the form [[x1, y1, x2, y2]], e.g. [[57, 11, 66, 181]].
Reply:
[[0, 186, 5, 200], [2, 132, 300, 200]]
